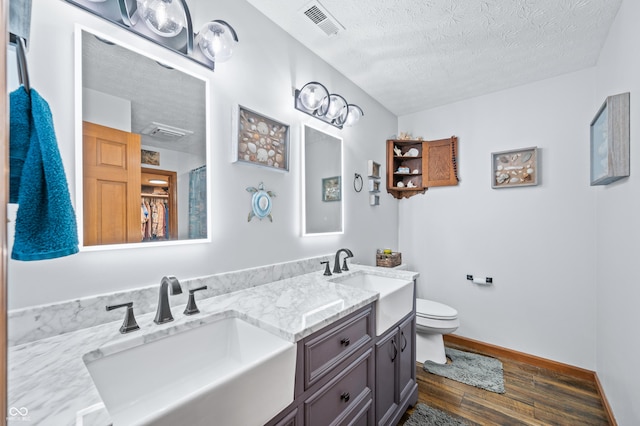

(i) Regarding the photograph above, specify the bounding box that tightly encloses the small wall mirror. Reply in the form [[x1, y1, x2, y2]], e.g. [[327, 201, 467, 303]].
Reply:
[[302, 125, 343, 235], [77, 27, 210, 248]]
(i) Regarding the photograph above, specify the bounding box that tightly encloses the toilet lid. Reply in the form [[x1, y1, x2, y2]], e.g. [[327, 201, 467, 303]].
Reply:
[[416, 299, 458, 320]]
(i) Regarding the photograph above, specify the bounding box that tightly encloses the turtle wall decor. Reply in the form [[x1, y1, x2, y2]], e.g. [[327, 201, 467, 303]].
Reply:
[[246, 182, 276, 222]]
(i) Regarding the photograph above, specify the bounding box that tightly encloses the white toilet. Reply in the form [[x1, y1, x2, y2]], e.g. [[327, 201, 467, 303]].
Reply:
[[415, 298, 460, 364]]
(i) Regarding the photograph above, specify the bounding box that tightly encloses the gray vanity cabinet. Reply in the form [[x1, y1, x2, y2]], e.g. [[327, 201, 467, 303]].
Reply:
[[375, 313, 417, 426], [268, 301, 417, 426], [268, 305, 375, 426]]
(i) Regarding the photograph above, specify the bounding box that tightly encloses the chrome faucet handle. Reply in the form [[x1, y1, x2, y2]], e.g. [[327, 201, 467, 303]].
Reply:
[[106, 302, 140, 334], [321, 261, 332, 276], [184, 286, 208, 315]]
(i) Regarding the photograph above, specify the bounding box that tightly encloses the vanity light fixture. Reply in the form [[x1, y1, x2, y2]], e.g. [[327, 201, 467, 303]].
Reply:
[[64, 0, 238, 71], [294, 81, 364, 129]]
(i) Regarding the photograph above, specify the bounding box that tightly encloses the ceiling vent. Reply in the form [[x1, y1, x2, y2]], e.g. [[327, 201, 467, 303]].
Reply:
[[140, 122, 193, 140], [300, 1, 345, 37]]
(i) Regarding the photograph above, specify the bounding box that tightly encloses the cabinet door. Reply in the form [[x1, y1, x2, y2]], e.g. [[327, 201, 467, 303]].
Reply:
[[398, 315, 416, 403], [272, 407, 300, 426], [375, 329, 398, 426], [423, 137, 458, 187]]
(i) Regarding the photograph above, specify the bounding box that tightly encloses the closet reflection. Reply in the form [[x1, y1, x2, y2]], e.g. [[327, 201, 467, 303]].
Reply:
[[79, 28, 209, 247]]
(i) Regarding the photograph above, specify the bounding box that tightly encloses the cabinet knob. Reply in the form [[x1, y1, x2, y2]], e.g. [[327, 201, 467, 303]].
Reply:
[[340, 337, 350, 346], [340, 392, 350, 402]]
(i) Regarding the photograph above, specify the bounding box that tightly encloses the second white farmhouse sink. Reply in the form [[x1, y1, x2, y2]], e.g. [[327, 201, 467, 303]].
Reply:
[[333, 271, 414, 335], [83, 317, 296, 426]]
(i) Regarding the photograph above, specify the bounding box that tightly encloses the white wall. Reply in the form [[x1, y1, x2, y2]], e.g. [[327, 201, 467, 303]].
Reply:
[[398, 69, 598, 370], [593, 0, 640, 424], [7, 0, 399, 309], [82, 88, 131, 132]]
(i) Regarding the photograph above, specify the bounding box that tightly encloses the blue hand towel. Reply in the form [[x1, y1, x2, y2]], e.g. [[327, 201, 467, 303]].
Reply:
[[10, 86, 79, 261], [9, 86, 30, 203]]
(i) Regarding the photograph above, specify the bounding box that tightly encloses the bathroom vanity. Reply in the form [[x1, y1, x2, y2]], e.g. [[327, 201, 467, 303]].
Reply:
[[7, 262, 418, 425], [267, 309, 417, 426]]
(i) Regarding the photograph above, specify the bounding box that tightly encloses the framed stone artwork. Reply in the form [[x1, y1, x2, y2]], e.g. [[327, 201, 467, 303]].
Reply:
[[491, 147, 538, 188], [232, 105, 290, 172]]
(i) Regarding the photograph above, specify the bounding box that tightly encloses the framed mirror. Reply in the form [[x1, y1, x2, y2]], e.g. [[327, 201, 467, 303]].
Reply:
[[75, 26, 210, 248], [302, 125, 343, 235]]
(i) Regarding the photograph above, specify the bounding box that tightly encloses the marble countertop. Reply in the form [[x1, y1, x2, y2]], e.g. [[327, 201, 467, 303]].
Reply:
[[8, 265, 418, 425]]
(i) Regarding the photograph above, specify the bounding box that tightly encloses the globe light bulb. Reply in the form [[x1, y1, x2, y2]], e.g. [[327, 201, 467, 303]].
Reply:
[[344, 105, 363, 126], [298, 83, 329, 112], [197, 21, 238, 63], [325, 94, 347, 122], [136, 0, 187, 38]]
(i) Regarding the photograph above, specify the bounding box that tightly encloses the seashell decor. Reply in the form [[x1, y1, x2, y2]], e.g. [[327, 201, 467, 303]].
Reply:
[[491, 147, 538, 188]]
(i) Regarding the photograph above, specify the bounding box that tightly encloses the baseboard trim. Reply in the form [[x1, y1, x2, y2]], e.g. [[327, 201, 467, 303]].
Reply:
[[594, 372, 618, 426], [443, 334, 617, 425]]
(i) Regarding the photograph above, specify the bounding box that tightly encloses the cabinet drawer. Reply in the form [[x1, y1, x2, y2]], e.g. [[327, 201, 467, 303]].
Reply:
[[304, 306, 373, 388], [304, 349, 373, 426]]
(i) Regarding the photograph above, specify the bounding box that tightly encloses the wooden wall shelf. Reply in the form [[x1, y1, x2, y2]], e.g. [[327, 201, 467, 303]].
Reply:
[[386, 136, 458, 199]]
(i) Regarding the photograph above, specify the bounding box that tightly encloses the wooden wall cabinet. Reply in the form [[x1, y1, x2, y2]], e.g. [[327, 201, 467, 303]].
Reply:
[[386, 137, 458, 199]]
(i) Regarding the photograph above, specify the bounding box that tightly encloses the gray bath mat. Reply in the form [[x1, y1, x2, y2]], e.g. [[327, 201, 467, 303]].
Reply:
[[404, 403, 469, 426], [422, 347, 505, 394]]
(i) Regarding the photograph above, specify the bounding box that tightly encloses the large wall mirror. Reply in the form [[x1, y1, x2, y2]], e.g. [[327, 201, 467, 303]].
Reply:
[[76, 26, 210, 248], [302, 125, 343, 235]]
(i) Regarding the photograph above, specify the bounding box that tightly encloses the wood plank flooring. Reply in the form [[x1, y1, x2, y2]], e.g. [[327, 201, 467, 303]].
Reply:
[[399, 341, 610, 425]]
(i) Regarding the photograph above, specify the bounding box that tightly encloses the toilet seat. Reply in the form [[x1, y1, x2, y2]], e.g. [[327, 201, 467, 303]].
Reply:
[[416, 298, 458, 320]]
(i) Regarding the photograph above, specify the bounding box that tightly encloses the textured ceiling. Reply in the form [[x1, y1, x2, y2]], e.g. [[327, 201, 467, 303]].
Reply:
[[246, 0, 622, 116]]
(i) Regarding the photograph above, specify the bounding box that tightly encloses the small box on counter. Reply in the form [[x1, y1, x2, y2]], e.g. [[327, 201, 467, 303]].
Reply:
[[376, 252, 402, 268]]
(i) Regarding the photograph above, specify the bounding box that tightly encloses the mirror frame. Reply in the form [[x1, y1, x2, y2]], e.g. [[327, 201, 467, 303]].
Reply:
[[301, 124, 344, 237], [74, 24, 212, 250]]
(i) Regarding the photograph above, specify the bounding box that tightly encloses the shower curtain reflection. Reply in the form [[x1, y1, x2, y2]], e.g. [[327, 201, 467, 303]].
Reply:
[[188, 165, 207, 239]]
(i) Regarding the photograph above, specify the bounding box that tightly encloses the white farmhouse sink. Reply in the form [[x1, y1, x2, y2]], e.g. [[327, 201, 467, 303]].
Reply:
[[334, 272, 414, 335], [84, 317, 296, 426]]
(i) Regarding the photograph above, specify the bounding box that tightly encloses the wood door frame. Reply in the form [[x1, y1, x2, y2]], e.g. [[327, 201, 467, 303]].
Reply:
[[2, 0, 10, 420], [141, 167, 178, 240]]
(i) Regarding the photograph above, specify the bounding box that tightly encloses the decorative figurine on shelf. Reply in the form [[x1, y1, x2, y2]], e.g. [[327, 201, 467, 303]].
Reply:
[[394, 146, 402, 156], [398, 131, 413, 140], [407, 181, 417, 188], [246, 182, 276, 222], [397, 181, 405, 188], [404, 148, 419, 157]]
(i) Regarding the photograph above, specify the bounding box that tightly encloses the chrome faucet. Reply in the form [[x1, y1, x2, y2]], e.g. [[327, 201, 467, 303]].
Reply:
[[333, 248, 354, 274], [154, 276, 183, 324]]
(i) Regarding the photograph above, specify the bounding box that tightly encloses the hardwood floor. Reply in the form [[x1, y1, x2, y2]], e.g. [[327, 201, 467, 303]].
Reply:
[[399, 341, 610, 425]]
